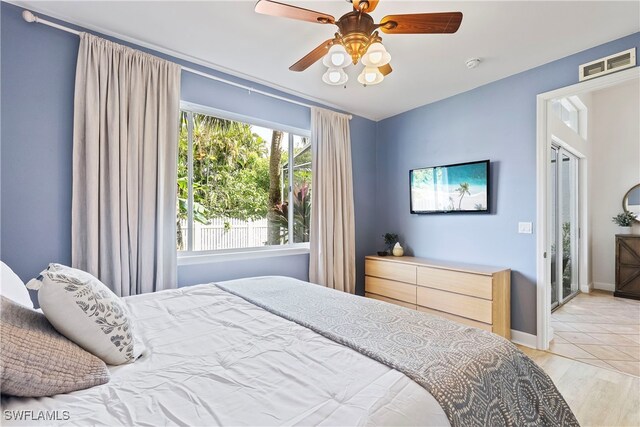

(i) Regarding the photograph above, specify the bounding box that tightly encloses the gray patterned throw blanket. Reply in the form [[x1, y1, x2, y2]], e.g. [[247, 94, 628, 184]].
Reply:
[[216, 277, 579, 427]]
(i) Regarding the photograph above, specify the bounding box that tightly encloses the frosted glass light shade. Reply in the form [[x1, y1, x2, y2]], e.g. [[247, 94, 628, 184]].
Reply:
[[357, 67, 384, 85], [322, 44, 349, 68], [361, 42, 391, 67], [322, 67, 348, 85]]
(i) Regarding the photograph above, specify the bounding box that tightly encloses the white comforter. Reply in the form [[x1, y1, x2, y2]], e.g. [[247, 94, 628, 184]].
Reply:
[[2, 279, 449, 426]]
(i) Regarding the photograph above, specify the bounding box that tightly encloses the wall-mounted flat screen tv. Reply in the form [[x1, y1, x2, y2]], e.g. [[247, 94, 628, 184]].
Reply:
[[410, 160, 490, 214]]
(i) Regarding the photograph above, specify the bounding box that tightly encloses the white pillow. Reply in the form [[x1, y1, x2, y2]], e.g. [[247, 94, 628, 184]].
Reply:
[[27, 264, 140, 365], [1, 261, 34, 309]]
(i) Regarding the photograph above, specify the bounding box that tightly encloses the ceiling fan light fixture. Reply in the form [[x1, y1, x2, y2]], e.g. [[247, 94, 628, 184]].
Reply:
[[361, 42, 391, 67], [322, 67, 348, 85], [322, 44, 349, 68], [257, 0, 463, 88], [357, 67, 384, 85]]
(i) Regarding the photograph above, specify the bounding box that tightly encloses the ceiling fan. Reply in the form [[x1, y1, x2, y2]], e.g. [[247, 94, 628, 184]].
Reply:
[[255, 0, 463, 86]]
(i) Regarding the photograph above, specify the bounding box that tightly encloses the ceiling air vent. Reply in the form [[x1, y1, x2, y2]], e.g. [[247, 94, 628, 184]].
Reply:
[[579, 48, 636, 82]]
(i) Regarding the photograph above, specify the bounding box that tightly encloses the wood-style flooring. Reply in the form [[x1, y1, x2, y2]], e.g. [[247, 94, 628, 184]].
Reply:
[[519, 345, 639, 426]]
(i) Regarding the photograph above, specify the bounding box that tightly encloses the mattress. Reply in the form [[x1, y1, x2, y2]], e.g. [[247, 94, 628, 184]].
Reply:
[[2, 280, 449, 426]]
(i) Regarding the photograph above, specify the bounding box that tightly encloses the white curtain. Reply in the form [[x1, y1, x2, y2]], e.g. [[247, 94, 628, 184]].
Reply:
[[72, 33, 181, 296], [309, 107, 356, 294]]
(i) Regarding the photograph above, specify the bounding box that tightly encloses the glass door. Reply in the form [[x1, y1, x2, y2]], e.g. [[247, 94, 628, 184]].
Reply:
[[550, 145, 579, 310], [550, 147, 559, 309]]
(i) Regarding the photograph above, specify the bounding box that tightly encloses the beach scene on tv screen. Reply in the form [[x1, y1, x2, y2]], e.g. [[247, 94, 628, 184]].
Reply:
[[411, 162, 488, 212]]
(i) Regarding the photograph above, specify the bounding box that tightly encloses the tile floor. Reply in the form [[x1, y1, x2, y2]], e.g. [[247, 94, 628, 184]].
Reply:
[[550, 290, 640, 377]]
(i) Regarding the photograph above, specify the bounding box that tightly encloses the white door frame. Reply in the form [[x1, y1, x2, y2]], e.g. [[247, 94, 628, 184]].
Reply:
[[535, 67, 640, 350]]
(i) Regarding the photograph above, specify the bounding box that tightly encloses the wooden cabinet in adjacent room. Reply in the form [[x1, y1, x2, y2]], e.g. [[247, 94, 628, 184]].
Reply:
[[615, 234, 640, 300], [364, 255, 511, 339]]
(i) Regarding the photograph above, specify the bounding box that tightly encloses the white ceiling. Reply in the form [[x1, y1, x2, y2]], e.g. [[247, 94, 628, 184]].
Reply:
[[12, 1, 640, 120]]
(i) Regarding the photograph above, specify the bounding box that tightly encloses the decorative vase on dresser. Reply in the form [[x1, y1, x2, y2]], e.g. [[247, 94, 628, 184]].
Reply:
[[364, 255, 511, 339], [615, 234, 640, 300], [392, 242, 404, 256]]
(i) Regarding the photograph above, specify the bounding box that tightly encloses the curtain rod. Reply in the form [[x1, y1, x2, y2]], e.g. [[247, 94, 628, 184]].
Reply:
[[21, 10, 353, 120]]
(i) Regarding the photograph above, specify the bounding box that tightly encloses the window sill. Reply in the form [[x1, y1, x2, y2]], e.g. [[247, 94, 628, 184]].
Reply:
[[177, 245, 310, 266]]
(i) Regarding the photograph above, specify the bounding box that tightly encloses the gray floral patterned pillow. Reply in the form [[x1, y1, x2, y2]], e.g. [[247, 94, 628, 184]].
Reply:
[[27, 264, 141, 365]]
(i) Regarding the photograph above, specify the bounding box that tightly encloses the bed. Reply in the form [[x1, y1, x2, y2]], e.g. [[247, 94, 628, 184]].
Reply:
[[1, 276, 577, 426]]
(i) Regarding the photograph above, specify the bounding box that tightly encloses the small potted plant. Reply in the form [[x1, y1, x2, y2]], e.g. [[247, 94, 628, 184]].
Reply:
[[612, 211, 637, 234], [380, 233, 399, 256]]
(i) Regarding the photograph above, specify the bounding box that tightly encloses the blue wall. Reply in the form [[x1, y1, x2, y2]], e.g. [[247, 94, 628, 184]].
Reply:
[[3, 1, 638, 332], [0, 2, 377, 294], [375, 32, 640, 335]]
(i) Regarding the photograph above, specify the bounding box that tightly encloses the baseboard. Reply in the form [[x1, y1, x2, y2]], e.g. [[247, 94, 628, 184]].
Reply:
[[511, 330, 537, 349], [593, 282, 615, 292], [579, 282, 593, 293]]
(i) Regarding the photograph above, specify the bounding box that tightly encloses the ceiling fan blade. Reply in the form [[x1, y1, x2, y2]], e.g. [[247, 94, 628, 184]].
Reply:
[[379, 64, 392, 76], [379, 12, 463, 34], [353, 0, 380, 13], [290, 39, 334, 72], [255, 0, 335, 24]]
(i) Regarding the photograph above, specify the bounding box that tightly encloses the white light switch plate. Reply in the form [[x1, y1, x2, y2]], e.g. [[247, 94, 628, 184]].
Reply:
[[518, 222, 533, 234]]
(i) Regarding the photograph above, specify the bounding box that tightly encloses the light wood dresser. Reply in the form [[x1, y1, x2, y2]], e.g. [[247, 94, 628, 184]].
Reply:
[[364, 255, 511, 339]]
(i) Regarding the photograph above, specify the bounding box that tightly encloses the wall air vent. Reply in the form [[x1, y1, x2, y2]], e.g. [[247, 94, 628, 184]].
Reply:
[[579, 48, 636, 82]]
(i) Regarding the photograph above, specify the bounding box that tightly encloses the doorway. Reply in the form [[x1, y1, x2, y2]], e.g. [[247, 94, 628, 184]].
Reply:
[[535, 67, 640, 350], [542, 76, 640, 377], [550, 145, 579, 310]]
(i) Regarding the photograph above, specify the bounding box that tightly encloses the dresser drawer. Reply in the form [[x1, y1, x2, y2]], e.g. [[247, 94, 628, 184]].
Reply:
[[365, 276, 417, 304], [417, 266, 493, 300], [366, 292, 417, 310], [417, 306, 492, 332], [417, 287, 492, 324], [365, 259, 416, 284]]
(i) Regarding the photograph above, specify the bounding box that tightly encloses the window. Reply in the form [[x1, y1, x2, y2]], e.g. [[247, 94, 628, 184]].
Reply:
[[551, 98, 578, 132], [550, 96, 587, 138], [177, 105, 311, 254]]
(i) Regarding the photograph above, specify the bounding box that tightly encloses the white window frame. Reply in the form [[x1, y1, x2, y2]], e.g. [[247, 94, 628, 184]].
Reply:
[[559, 98, 578, 131], [551, 96, 588, 139], [568, 96, 588, 140], [177, 102, 311, 264]]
